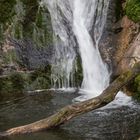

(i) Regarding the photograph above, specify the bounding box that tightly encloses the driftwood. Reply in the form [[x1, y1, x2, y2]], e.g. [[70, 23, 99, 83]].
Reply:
[[0, 62, 140, 137]]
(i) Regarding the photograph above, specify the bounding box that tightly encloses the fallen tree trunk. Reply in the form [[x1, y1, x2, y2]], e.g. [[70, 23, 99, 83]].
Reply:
[[0, 62, 140, 137]]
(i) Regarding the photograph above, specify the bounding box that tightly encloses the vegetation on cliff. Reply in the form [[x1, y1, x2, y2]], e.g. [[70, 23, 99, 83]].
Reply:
[[133, 75, 140, 99], [0, 66, 51, 99], [125, 0, 140, 22], [0, 0, 53, 47]]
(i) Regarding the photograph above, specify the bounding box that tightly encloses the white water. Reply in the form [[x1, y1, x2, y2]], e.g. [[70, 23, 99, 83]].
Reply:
[[41, 0, 110, 100], [41, 0, 77, 88], [104, 91, 134, 109]]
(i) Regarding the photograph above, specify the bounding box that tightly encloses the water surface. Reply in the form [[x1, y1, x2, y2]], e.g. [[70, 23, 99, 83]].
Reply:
[[0, 91, 140, 140]]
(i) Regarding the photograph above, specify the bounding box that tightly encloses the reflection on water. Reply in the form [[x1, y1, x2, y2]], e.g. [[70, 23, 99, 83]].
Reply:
[[0, 91, 140, 140]]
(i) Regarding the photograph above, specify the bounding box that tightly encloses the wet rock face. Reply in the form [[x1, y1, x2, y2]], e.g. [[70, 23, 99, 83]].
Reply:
[[99, 0, 140, 77], [113, 16, 138, 73], [116, 32, 140, 75], [0, 0, 53, 46], [98, 0, 123, 69], [0, 67, 51, 96], [0, 0, 139, 78], [10, 39, 54, 70], [0, 0, 16, 24], [0, 0, 54, 71]]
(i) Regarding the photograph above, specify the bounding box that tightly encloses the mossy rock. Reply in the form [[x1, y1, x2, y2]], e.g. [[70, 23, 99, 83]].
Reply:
[[0, 66, 52, 99], [75, 56, 83, 87], [0, 0, 53, 47], [0, 67, 51, 92], [28, 66, 51, 90], [0, 73, 25, 101], [130, 74, 140, 100], [2, 50, 17, 66], [0, 72, 26, 94], [0, 0, 16, 24], [125, 0, 140, 22]]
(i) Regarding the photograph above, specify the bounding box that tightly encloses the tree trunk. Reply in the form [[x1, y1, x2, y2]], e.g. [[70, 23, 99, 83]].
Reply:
[[0, 62, 140, 137]]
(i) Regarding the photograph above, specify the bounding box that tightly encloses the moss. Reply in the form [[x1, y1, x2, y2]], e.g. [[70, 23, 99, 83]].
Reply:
[[33, 7, 53, 47], [125, 0, 140, 22], [0, 67, 51, 95], [0, 0, 16, 24], [135, 75, 140, 91], [21, 0, 38, 37], [27, 65, 52, 90], [116, 70, 132, 84], [0, 0, 53, 47], [134, 75, 140, 96], [0, 77, 13, 94], [2, 50, 18, 65], [75, 56, 83, 87], [127, 74, 140, 101], [0, 0, 16, 43], [0, 72, 26, 94], [10, 72, 25, 92], [14, 23, 24, 39], [20, 0, 53, 46]]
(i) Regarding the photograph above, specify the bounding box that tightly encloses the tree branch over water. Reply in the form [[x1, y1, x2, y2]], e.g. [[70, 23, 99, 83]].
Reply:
[[0, 62, 140, 137]]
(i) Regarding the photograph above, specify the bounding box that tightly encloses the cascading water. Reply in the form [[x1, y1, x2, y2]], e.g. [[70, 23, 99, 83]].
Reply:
[[41, 0, 77, 89], [73, 0, 110, 100], [40, 0, 110, 100]]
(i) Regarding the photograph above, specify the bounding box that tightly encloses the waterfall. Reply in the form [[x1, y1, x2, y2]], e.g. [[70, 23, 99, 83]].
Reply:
[[41, 0, 77, 89], [73, 0, 110, 101], [40, 0, 110, 100]]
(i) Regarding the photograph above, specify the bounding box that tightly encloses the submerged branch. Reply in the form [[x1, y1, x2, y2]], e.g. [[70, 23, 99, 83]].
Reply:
[[0, 62, 140, 137]]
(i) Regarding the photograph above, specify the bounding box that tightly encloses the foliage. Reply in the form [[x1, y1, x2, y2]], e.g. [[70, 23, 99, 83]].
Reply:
[[2, 50, 17, 65], [125, 0, 140, 22], [10, 72, 25, 91], [0, 0, 16, 43], [0, 0, 16, 24], [28, 66, 51, 90], [0, 72, 24, 94], [0, 0, 53, 47], [133, 75, 140, 100], [19, 0, 53, 46], [0, 65, 51, 96], [75, 56, 83, 87]]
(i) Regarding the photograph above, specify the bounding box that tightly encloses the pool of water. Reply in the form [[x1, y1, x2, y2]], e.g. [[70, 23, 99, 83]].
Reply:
[[0, 90, 140, 140]]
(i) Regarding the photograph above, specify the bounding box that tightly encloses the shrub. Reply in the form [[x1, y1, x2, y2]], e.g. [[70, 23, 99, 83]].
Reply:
[[125, 0, 140, 22]]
